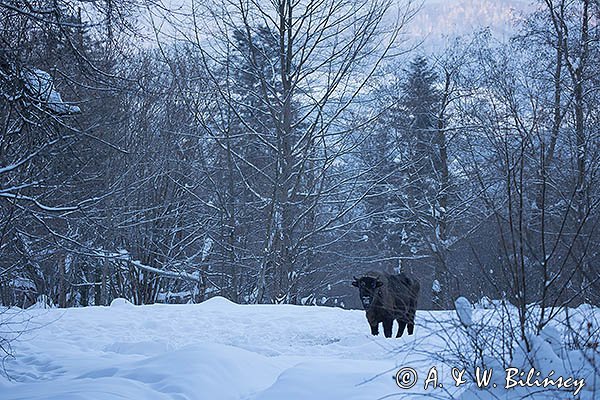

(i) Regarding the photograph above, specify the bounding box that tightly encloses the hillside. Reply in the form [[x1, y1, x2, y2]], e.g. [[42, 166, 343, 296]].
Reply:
[[409, 0, 533, 48], [138, 0, 534, 50]]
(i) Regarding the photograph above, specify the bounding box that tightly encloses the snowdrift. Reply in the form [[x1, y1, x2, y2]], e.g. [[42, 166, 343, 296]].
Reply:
[[0, 297, 598, 399]]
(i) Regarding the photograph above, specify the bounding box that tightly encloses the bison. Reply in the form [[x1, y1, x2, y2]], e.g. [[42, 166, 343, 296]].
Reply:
[[352, 271, 420, 338]]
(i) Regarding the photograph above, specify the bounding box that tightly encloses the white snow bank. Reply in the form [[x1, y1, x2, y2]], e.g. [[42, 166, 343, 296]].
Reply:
[[0, 297, 444, 399], [454, 296, 473, 327], [109, 298, 135, 308], [1, 297, 598, 399], [254, 359, 402, 400]]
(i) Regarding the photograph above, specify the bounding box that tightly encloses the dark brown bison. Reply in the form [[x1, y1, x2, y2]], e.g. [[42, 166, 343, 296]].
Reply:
[[352, 271, 420, 338]]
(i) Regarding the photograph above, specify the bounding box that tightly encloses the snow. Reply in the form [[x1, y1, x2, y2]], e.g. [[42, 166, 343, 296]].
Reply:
[[0, 297, 454, 399], [109, 298, 135, 308], [201, 237, 213, 261], [9, 277, 35, 290], [0, 298, 598, 399], [22, 68, 81, 114], [432, 279, 441, 293], [454, 296, 473, 327]]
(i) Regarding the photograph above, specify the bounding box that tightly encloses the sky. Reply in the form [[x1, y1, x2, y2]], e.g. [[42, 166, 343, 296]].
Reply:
[[131, 0, 535, 51]]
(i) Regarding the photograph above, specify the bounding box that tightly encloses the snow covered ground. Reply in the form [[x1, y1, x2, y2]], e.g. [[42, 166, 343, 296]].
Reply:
[[0, 298, 598, 399]]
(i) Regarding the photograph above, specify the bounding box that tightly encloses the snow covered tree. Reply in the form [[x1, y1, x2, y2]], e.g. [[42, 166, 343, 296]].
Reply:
[[359, 55, 461, 309], [168, 0, 417, 304]]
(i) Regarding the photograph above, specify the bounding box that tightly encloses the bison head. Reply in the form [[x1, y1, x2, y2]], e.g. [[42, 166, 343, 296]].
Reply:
[[352, 276, 383, 310]]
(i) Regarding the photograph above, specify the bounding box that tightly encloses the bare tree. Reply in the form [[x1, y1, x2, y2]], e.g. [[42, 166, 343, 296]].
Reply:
[[141, 0, 419, 304]]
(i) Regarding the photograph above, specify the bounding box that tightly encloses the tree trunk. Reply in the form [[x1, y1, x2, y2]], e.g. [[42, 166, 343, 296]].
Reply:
[[101, 258, 108, 305], [58, 254, 67, 308]]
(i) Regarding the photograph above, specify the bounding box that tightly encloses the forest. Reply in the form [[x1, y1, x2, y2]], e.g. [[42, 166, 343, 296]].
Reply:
[[1, 0, 599, 313]]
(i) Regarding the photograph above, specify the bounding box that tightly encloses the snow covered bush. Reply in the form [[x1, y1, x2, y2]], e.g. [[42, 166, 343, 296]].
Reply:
[[22, 68, 80, 115], [422, 298, 600, 399]]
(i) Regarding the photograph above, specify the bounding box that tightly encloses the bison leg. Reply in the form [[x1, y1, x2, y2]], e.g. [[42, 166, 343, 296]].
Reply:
[[383, 319, 393, 338], [407, 308, 416, 335], [370, 322, 379, 336], [396, 320, 406, 338]]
